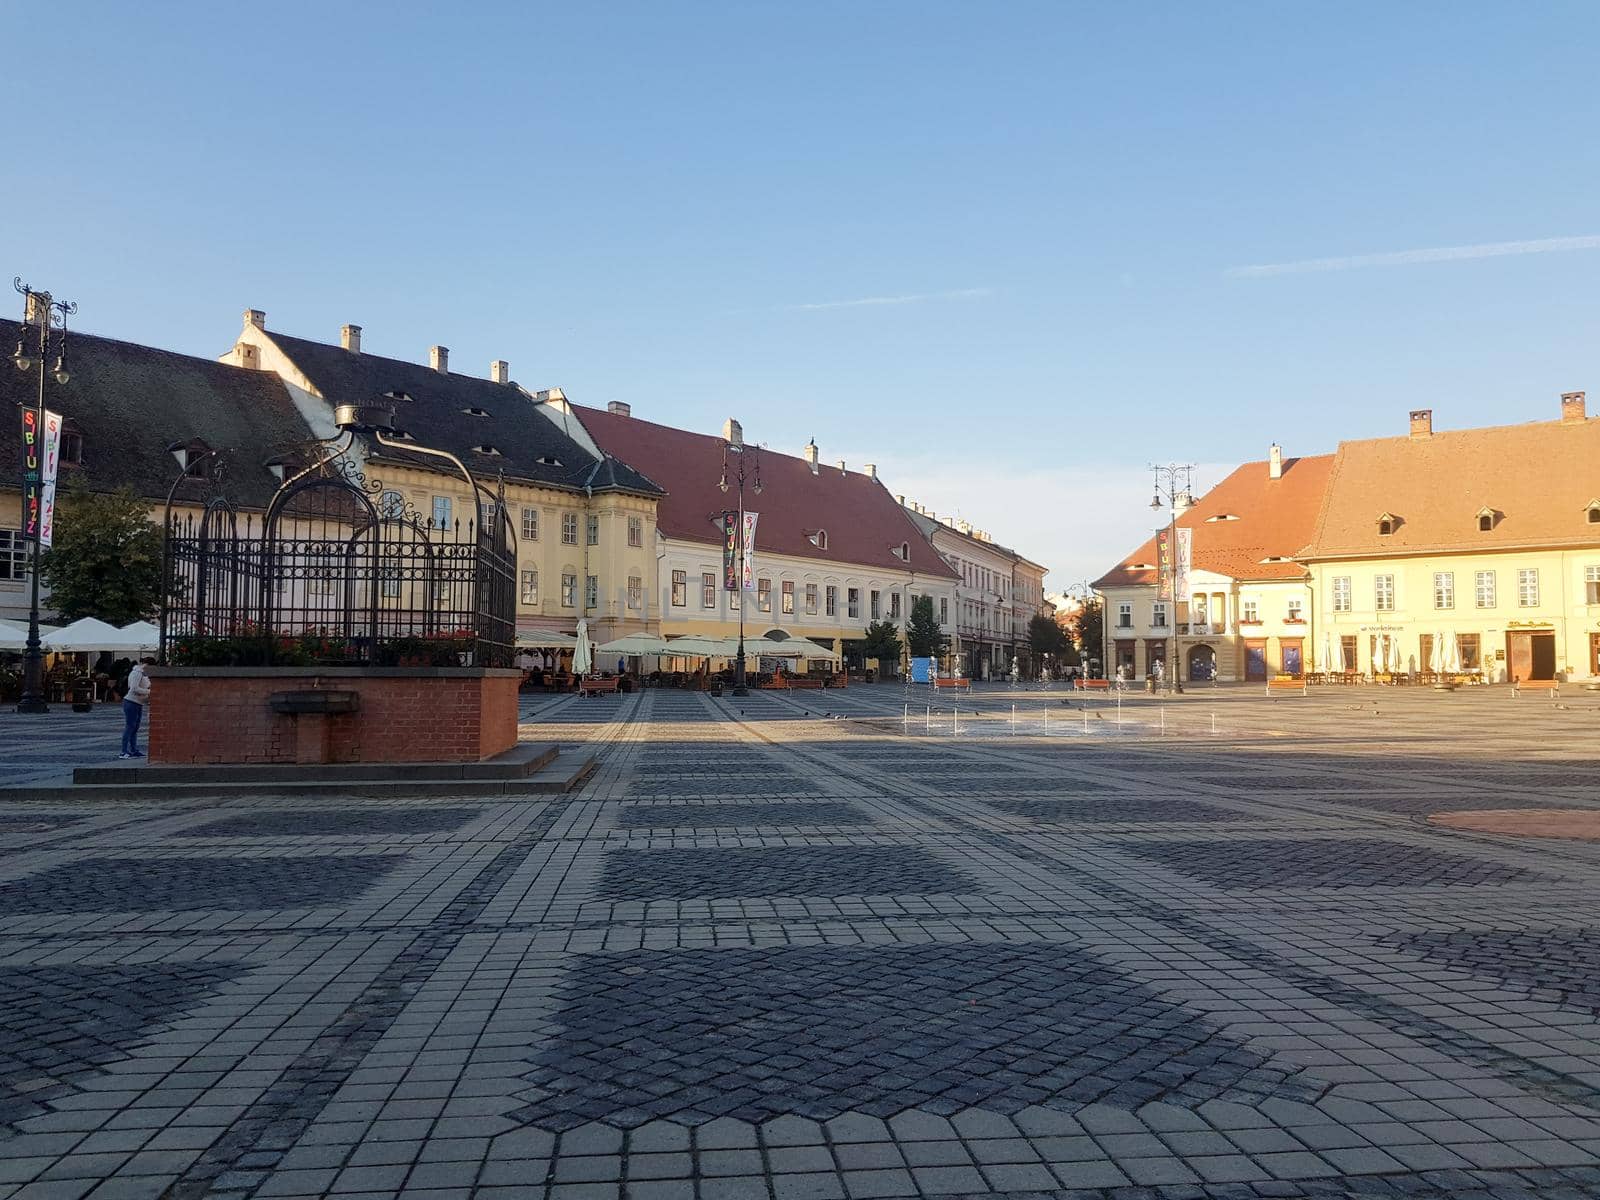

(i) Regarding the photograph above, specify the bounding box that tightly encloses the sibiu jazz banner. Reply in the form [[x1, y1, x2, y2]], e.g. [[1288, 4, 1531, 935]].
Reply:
[[722, 512, 739, 590], [20, 409, 40, 542], [39, 410, 62, 548], [742, 512, 759, 591]]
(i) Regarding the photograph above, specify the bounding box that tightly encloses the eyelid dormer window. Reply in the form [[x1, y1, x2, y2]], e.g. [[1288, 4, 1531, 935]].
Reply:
[[1377, 512, 1398, 536]]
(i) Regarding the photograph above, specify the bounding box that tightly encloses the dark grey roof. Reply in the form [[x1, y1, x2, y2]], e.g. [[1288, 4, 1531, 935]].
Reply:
[[0, 318, 314, 510], [262, 331, 663, 498]]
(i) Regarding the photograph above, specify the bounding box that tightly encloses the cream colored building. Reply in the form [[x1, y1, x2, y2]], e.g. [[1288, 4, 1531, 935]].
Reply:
[[1094, 448, 1333, 682], [223, 312, 665, 646], [1300, 398, 1600, 683]]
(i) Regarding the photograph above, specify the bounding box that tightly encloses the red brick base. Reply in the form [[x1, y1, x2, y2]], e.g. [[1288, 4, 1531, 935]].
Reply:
[[147, 668, 520, 765]]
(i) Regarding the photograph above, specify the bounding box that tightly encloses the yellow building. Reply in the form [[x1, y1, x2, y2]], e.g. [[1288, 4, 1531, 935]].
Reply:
[[1300, 398, 1600, 684], [223, 312, 665, 645]]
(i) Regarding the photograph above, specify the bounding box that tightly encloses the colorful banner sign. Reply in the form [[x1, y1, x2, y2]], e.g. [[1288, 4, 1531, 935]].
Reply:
[[1174, 527, 1191, 601], [39, 410, 62, 548], [20, 409, 41, 542], [1155, 529, 1172, 600], [722, 512, 739, 590], [741, 512, 759, 590]]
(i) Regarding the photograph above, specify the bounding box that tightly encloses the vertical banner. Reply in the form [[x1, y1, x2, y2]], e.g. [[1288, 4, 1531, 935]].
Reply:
[[1155, 529, 1172, 600], [1174, 527, 1192, 601], [39, 410, 62, 548], [741, 512, 759, 590], [721, 512, 739, 590], [20, 409, 41, 542]]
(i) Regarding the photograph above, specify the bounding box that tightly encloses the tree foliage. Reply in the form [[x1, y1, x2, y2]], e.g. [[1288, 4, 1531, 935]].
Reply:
[[1068, 597, 1103, 666], [39, 483, 164, 624], [904, 595, 947, 658], [860, 619, 903, 663], [1027, 612, 1068, 659]]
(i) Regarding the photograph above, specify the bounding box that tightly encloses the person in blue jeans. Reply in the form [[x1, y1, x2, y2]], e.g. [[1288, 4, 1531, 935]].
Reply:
[[120, 656, 155, 759]]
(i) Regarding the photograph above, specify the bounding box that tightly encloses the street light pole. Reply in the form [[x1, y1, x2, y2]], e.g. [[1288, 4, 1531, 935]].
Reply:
[[11, 279, 75, 714], [1149, 463, 1194, 696], [719, 437, 762, 695]]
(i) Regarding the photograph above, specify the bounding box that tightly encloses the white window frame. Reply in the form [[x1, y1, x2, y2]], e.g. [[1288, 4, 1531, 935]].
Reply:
[[1518, 568, 1539, 608], [1331, 576, 1351, 613], [561, 512, 578, 545], [520, 506, 539, 541], [671, 570, 686, 607], [1240, 598, 1258, 623], [1475, 570, 1496, 609], [1374, 574, 1395, 612], [520, 569, 539, 605], [1152, 601, 1168, 628], [627, 516, 642, 548], [1432, 571, 1454, 610], [1586, 565, 1600, 605], [561, 573, 577, 608], [628, 575, 642, 610], [701, 572, 717, 609]]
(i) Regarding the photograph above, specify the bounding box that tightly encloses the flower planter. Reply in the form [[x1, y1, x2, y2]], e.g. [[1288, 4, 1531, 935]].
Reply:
[[147, 667, 521, 765]]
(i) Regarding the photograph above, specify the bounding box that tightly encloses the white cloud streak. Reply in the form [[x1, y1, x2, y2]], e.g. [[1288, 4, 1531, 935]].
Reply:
[[790, 287, 992, 311], [1227, 234, 1600, 278]]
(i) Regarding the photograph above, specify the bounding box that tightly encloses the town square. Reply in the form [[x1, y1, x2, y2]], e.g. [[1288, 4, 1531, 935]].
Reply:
[[7, 3, 1600, 1197]]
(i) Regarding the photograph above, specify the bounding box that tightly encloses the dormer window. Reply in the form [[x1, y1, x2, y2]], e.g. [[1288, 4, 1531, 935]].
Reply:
[[390, 428, 416, 442], [536, 455, 562, 467], [473, 444, 502, 456], [1259, 556, 1291, 564], [1477, 506, 1498, 532], [462, 407, 491, 418], [1587, 500, 1600, 525], [1205, 513, 1240, 523], [169, 439, 211, 477], [808, 529, 828, 550], [894, 541, 910, 561], [382, 390, 414, 404], [1377, 512, 1398, 536]]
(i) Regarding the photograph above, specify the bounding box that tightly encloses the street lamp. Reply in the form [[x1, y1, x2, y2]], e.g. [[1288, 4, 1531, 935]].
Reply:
[[1149, 462, 1194, 695], [12, 279, 75, 714], [718, 437, 762, 695]]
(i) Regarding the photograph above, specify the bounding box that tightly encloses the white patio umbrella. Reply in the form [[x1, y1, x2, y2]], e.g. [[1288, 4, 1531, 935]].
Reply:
[[664, 635, 743, 659], [1429, 631, 1444, 675], [1323, 630, 1339, 673], [572, 619, 594, 677], [0, 623, 26, 651], [119, 621, 161, 652], [597, 632, 674, 655], [517, 632, 578, 650], [43, 617, 150, 654]]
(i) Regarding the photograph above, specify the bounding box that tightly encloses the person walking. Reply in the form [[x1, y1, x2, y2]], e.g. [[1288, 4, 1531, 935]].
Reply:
[[120, 656, 155, 759]]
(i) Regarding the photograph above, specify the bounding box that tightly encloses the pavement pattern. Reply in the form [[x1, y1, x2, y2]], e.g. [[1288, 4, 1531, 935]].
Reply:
[[2, 682, 1600, 1198]]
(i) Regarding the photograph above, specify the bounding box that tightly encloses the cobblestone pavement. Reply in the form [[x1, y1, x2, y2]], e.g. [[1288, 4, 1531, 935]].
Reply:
[[4, 683, 1600, 1198]]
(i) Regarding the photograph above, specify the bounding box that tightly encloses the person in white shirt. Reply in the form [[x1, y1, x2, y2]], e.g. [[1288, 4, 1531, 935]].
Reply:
[[120, 656, 155, 759]]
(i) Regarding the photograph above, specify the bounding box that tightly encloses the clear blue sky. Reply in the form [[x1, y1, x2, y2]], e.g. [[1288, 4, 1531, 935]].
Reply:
[[10, 2, 1600, 587]]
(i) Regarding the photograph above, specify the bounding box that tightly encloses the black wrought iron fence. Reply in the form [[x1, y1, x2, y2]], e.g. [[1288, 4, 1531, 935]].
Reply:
[[161, 410, 515, 669]]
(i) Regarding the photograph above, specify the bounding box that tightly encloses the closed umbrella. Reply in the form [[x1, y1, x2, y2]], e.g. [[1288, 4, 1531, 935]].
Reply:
[[572, 619, 593, 677], [1323, 630, 1339, 674], [1447, 633, 1463, 674], [1429, 632, 1444, 675]]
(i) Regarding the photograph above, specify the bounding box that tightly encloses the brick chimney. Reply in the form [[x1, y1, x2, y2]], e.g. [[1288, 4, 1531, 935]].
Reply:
[[1561, 391, 1586, 424], [836, 459, 846, 473], [1268, 442, 1283, 479], [722, 417, 743, 447], [607, 400, 631, 417], [341, 324, 361, 354], [244, 308, 266, 330], [429, 345, 449, 374], [490, 359, 509, 384], [1409, 409, 1433, 438], [236, 343, 260, 370], [864, 463, 877, 479], [803, 439, 818, 474]]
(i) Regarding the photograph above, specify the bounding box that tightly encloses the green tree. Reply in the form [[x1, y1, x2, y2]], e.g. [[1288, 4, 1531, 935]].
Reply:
[[904, 595, 947, 658], [1028, 612, 1068, 662], [1069, 597, 1103, 668], [860, 619, 903, 664], [40, 483, 164, 624]]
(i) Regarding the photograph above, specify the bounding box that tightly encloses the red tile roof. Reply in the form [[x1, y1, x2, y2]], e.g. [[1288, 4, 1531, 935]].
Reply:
[[1300, 415, 1600, 558], [572, 404, 959, 580], [1094, 454, 1334, 588]]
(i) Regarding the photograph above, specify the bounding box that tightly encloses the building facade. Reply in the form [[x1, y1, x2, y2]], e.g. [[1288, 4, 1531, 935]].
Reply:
[[566, 403, 960, 669], [1300, 398, 1600, 683], [224, 313, 665, 646], [1093, 448, 1333, 683]]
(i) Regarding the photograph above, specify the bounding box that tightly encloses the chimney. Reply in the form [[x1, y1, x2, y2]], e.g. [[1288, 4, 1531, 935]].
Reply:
[[1561, 391, 1586, 424], [864, 463, 877, 479], [722, 417, 743, 447], [607, 400, 631, 417], [1268, 442, 1283, 479], [896, 494, 905, 506], [803, 439, 818, 474], [490, 359, 509, 384], [1174, 491, 1194, 516], [341, 324, 361, 354], [1409, 409, 1432, 438], [236, 343, 260, 370], [244, 308, 266, 330], [430, 345, 449, 374]]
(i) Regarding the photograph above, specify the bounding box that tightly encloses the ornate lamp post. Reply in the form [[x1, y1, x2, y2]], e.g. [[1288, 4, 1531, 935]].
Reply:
[[11, 279, 75, 714], [719, 435, 762, 695], [1148, 463, 1194, 695]]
